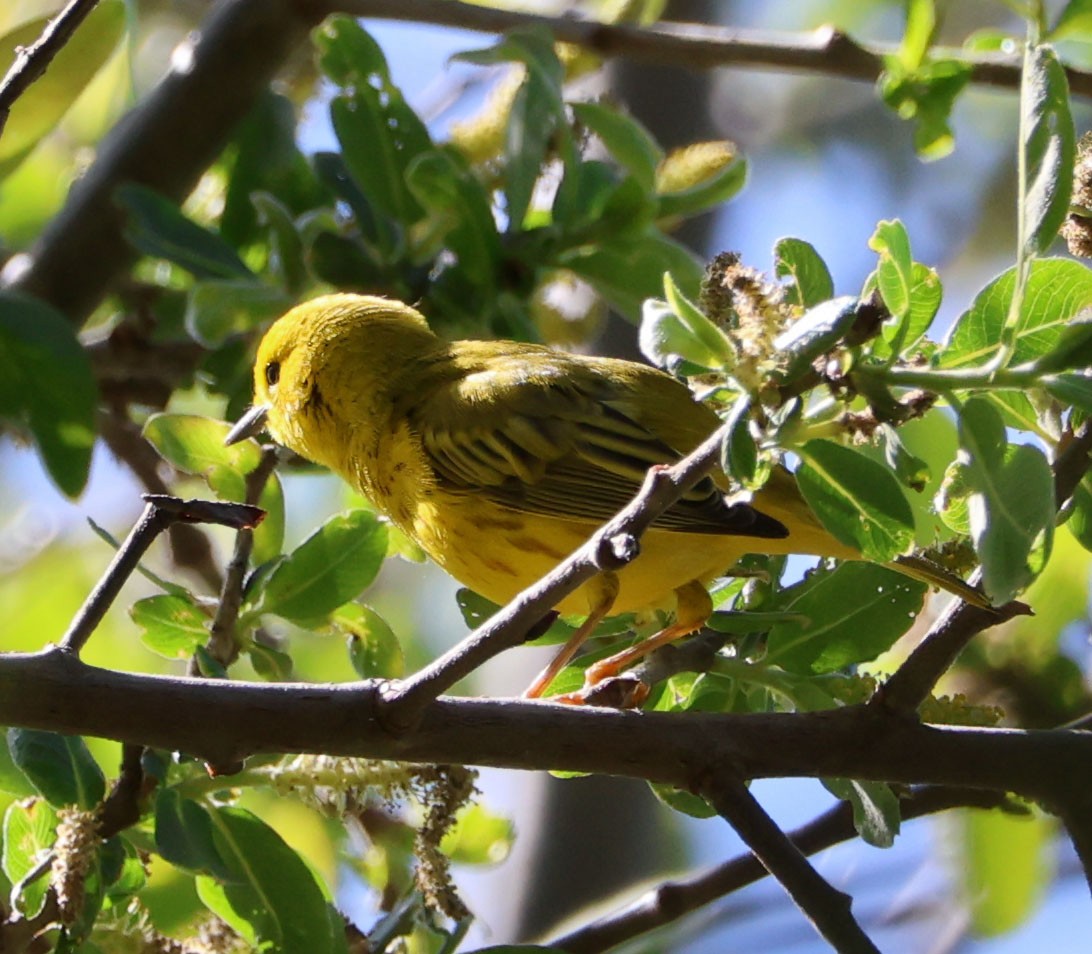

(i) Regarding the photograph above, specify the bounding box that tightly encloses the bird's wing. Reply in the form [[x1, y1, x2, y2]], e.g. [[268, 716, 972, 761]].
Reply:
[[409, 348, 786, 539]]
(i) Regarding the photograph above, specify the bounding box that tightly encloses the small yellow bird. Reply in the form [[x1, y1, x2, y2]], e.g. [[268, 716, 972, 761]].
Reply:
[[227, 294, 983, 702]]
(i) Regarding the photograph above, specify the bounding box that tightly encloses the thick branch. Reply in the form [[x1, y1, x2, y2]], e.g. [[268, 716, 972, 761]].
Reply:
[[2, 649, 1092, 802], [1, 0, 323, 322]]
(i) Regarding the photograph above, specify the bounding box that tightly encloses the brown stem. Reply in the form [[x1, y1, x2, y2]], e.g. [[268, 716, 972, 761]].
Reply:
[[0, 0, 102, 137], [698, 768, 879, 953], [549, 785, 1011, 954]]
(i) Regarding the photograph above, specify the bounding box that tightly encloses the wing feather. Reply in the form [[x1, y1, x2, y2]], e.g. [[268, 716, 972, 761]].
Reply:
[[407, 345, 786, 539]]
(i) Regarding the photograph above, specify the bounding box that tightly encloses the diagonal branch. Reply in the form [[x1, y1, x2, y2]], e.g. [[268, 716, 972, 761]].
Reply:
[[698, 768, 879, 954], [375, 424, 731, 732], [548, 785, 1013, 954], [0, 0, 102, 137]]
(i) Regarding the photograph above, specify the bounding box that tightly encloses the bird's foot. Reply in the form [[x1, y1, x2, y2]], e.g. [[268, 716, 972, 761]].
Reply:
[[553, 674, 649, 709]]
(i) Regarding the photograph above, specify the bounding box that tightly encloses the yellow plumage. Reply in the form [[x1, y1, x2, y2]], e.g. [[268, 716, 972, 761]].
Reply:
[[229, 293, 982, 699]]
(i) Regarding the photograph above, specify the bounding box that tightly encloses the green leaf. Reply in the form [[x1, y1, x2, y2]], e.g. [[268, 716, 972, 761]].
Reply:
[[1045, 372, 1092, 413], [767, 296, 858, 387], [144, 411, 285, 562], [774, 237, 834, 309], [570, 101, 663, 191], [440, 803, 514, 865], [154, 790, 234, 881], [143, 413, 263, 502], [7, 729, 105, 808], [248, 641, 294, 681], [456, 28, 566, 230], [334, 603, 405, 679], [251, 193, 307, 295], [882, 424, 930, 493], [721, 397, 759, 488], [796, 440, 916, 562], [0, 292, 96, 497], [220, 91, 330, 248], [319, 18, 432, 226], [1066, 476, 1092, 552], [561, 232, 703, 320], [656, 152, 747, 219], [639, 274, 733, 370], [252, 511, 388, 622], [196, 806, 338, 954], [0, 2, 125, 177], [131, 594, 209, 659], [2, 799, 57, 917], [958, 397, 1055, 602], [878, 57, 972, 160], [877, 262, 942, 356], [405, 150, 502, 300], [962, 808, 1051, 935], [116, 184, 254, 280], [649, 782, 716, 819], [824, 778, 901, 848], [1051, 0, 1092, 40], [1019, 44, 1075, 257], [765, 563, 925, 673], [942, 259, 1092, 368], [1032, 312, 1092, 373], [868, 219, 913, 319], [0, 737, 35, 797], [185, 280, 289, 349]]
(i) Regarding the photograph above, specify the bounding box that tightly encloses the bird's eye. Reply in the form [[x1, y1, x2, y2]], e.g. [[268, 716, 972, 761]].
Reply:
[[265, 361, 280, 388]]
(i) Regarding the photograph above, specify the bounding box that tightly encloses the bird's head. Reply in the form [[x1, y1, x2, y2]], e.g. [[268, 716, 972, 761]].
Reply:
[[225, 294, 437, 464]]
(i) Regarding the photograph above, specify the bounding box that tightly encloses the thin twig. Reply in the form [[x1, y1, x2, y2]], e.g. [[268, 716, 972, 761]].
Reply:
[[549, 785, 1012, 954], [0, 0, 102, 138], [201, 447, 279, 670], [376, 425, 731, 732], [57, 495, 263, 656], [326, 0, 1092, 98], [698, 767, 879, 953]]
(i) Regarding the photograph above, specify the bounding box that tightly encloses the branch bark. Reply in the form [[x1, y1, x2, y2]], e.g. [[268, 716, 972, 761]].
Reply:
[[548, 785, 1013, 954], [0, 0, 102, 137], [1, 649, 1091, 804]]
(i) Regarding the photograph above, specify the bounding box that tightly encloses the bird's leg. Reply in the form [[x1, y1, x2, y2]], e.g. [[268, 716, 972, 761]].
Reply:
[[522, 573, 619, 699], [561, 580, 714, 705]]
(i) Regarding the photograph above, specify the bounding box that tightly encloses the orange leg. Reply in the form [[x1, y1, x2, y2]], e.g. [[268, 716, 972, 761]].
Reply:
[[560, 580, 713, 704], [522, 573, 619, 699]]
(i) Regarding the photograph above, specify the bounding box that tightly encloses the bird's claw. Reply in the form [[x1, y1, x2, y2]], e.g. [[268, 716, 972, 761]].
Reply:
[[553, 674, 649, 709]]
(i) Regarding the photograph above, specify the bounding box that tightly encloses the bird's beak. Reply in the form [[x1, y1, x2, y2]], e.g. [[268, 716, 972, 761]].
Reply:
[[224, 404, 270, 446]]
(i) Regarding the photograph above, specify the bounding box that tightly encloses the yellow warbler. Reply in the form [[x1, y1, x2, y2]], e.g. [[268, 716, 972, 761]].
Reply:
[[228, 294, 983, 701]]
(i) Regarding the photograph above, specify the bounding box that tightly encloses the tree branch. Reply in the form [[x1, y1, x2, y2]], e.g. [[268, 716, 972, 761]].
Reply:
[[57, 495, 263, 656], [327, 0, 1092, 97], [699, 768, 878, 953], [0, 0, 102, 137], [1, 0, 324, 322], [549, 785, 1013, 954], [2, 650, 1092, 803]]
